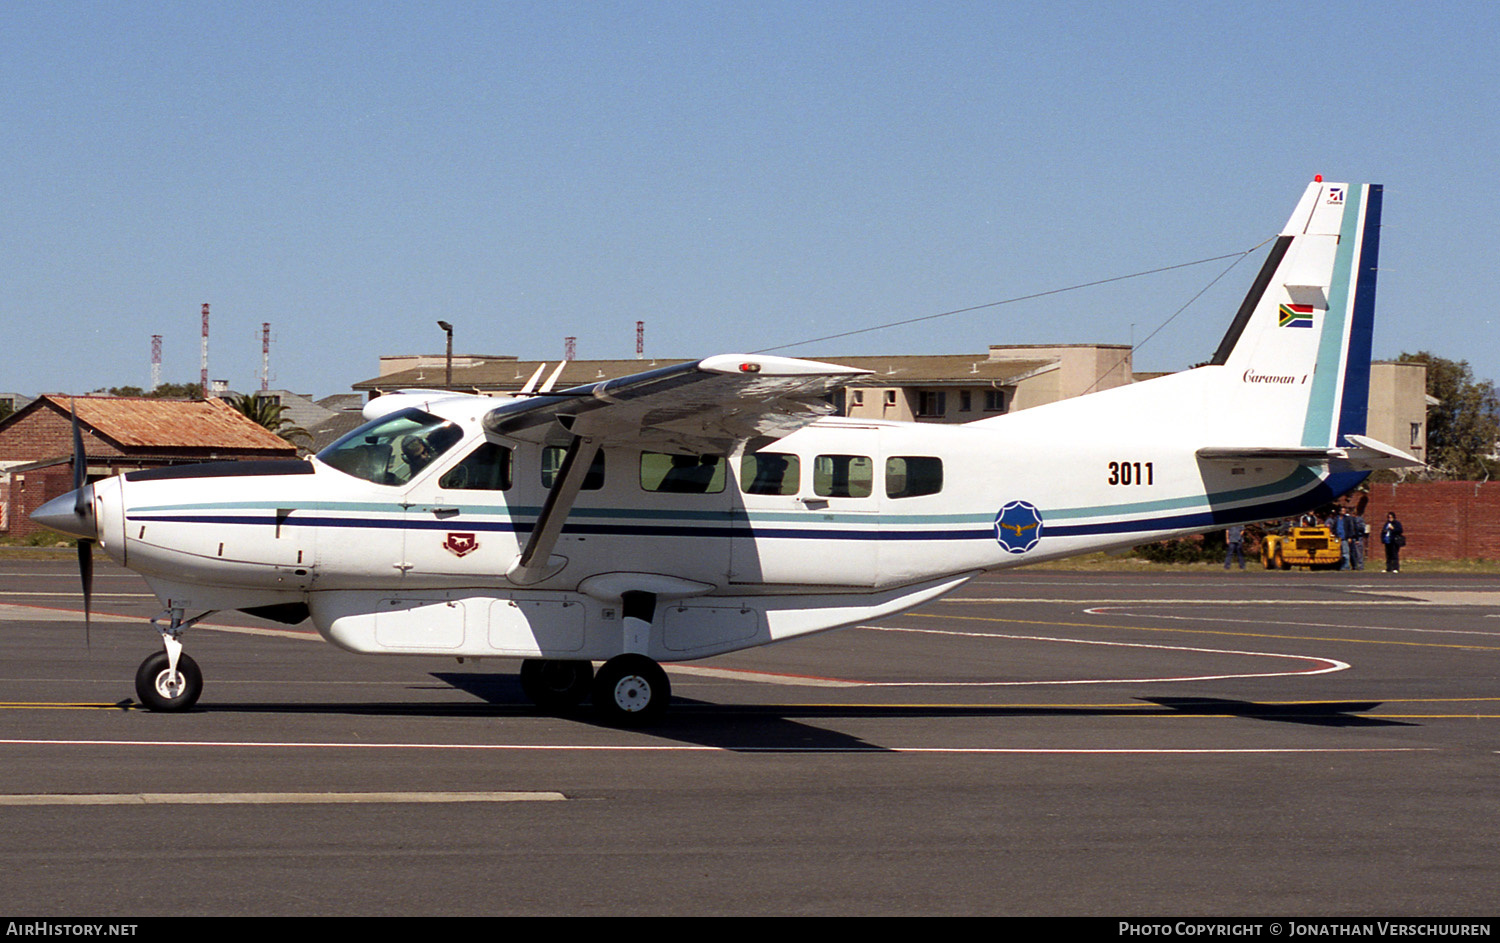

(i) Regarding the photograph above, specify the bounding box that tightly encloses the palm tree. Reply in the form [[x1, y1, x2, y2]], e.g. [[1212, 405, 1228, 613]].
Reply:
[[228, 393, 312, 448]]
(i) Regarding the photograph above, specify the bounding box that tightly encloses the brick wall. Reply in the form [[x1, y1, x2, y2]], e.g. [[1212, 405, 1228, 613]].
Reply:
[[0, 407, 123, 463], [1361, 481, 1500, 561]]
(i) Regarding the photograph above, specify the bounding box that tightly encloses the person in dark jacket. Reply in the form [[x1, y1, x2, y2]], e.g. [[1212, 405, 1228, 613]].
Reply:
[[1381, 512, 1405, 573]]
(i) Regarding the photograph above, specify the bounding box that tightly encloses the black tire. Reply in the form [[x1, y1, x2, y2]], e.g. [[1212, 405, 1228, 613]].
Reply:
[[134, 651, 203, 712], [519, 658, 594, 711], [591, 654, 671, 725]]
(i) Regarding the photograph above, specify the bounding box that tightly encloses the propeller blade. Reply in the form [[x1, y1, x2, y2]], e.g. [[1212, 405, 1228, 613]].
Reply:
[[78, 539, 93, 651], [71, 398, 87, 514], [70, 398, 91, 651]]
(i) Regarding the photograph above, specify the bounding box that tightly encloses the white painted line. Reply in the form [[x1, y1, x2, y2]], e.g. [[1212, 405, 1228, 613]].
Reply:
[[0, 603, 321, 640], [664, 665, 860, 687], [0, 739, 1427, 756], [1085, 607, 1500, 639], [0, 791, 565, 806], [1350, 590, 1500, 605], [851, 624, 1347, 685], [952, 597, 1487, 606]]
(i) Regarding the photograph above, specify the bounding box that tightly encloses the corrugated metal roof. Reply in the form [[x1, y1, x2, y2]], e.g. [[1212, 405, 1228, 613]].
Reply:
[[41, 395, 298, 452]]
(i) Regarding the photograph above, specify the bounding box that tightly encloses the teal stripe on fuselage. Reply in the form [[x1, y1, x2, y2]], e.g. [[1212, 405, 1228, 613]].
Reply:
[[127, 465, 1322, 531], [1301, 185, 1363, 447]]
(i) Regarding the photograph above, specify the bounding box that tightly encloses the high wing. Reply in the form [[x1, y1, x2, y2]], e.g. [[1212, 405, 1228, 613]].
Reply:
[[482, 353, 869, 454], [484, 353, 870, 584], [1197, 434, 1424, 471]]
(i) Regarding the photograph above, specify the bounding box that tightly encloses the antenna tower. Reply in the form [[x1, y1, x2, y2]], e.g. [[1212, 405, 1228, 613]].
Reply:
[[564, 336, 576, 361], [150, 335, 162, 392], [261, 322, 271, 391], [636, 320, 644, 359], [200, 304, 210, 397]]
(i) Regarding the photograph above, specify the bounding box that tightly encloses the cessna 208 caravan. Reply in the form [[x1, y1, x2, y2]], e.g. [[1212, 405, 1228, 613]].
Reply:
[[34, 179, 1418, 723]]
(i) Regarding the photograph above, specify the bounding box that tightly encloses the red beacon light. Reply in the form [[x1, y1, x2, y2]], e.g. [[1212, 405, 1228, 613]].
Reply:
[[1314, 174, 1323, 182]]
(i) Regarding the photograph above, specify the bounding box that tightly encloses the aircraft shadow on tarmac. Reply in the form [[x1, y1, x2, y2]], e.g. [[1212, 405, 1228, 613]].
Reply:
[[1137, 696, 1410, 728], [170, 674, 1412, 752]]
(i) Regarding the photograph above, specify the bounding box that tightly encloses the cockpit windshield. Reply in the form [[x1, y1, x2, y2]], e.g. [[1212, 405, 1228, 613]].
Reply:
[[316, 408, 463, 486]]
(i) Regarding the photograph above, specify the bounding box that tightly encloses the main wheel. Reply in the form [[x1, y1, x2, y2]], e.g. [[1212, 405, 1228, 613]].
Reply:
[[134, 651, 203, 712], [591, 654, 671, 725], [519, 658, 594, 711]]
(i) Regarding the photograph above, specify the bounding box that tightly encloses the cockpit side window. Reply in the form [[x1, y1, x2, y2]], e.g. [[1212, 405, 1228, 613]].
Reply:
[[440, 442, 513, 491], [317, 409, 463, 486]]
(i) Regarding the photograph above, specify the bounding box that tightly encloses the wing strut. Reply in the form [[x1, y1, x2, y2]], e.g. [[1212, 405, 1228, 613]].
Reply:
[[507, 436, 601, 585]]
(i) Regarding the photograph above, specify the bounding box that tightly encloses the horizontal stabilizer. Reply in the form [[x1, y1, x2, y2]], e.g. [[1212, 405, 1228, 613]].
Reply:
[[1198, 434, 1424, 471]]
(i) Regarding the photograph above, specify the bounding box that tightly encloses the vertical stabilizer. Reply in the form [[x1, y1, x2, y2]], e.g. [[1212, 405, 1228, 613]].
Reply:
[[1208, 180, 1382, 449]]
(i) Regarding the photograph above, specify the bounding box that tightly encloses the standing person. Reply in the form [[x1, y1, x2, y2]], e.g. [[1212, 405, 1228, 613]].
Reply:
[[1224, 524, 1245, 570], [1344, 506, 1356, 566], [1381, 512, 1405, 573], [1349, 510, 1367, 571]]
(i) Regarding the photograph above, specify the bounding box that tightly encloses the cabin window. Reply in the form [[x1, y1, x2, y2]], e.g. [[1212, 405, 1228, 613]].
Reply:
[[886, 456, 943, 499], [640, 452, 726, 494], [813, 454, 873, 498], [740, 452, 800, 496], [440, 442, 512, 491], [541, 446, 606, 490], [317, 408, 463, 487]]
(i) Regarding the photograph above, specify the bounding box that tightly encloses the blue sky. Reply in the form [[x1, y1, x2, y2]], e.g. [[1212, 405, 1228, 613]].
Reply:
[[5, 1, 1497, 398]]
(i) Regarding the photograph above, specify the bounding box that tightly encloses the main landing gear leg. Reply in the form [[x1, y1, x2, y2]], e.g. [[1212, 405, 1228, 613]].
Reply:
[[592, 591, 671, 725], [134, 608, 213, 712]]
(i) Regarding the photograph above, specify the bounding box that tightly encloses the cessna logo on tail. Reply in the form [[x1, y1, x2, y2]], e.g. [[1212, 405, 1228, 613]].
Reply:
[[994, 501, 1044, 553]]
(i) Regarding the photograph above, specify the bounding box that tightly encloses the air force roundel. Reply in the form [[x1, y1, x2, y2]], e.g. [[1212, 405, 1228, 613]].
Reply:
[[994, 501, 1044, 553]]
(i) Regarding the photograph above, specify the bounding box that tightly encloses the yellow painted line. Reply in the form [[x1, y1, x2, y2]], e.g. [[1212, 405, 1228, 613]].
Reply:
[[911, 611, 1500, 651], [0, 791, 565, 806], [0, 701, 132, 710]]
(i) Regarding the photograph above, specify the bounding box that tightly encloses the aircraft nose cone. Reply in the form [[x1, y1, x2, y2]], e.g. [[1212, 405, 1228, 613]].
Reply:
[[31, 487, 97, 540]]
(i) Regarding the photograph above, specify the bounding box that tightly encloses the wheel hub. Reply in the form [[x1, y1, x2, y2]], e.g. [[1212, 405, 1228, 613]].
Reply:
[[611, 675, 652, 712], [153, 670, 185, 699]]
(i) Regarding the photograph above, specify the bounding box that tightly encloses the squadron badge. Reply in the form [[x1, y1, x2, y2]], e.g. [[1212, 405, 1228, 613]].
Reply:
[[443, 532, 479, 557], [994, 501, 1043, 554]]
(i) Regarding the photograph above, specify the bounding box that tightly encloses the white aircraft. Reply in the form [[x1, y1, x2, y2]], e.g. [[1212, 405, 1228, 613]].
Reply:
[[34, 179, 1418, 723]]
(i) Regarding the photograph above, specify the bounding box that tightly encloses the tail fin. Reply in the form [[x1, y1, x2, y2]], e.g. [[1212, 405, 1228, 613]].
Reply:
[[1209, 180, 1382, 448]]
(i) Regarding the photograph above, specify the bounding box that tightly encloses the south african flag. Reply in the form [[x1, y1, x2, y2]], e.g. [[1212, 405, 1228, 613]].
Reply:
[[1278, 303, 1316, 328]]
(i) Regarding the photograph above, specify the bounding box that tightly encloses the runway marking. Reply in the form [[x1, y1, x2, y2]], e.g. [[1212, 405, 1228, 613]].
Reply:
[[0, 701, 131, 710], [0, 791, 565, 806], [0, 603, 320, 640], [951, 596, 1495, 606], [0, 738, 1432, 756], [1084, 607, 1500, 639], [853, 624, 1346, 685], [916, 611, 1500, 652], [664, 665, 859, 687]]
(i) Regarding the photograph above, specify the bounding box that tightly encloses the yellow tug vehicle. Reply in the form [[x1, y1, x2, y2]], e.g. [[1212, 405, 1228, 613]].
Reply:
[[1261, 526, 1342, 570]]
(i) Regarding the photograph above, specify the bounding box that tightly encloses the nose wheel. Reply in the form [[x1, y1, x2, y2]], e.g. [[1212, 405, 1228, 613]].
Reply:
[[134, 650, 203, 712], [592, 654, 670, 725]]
